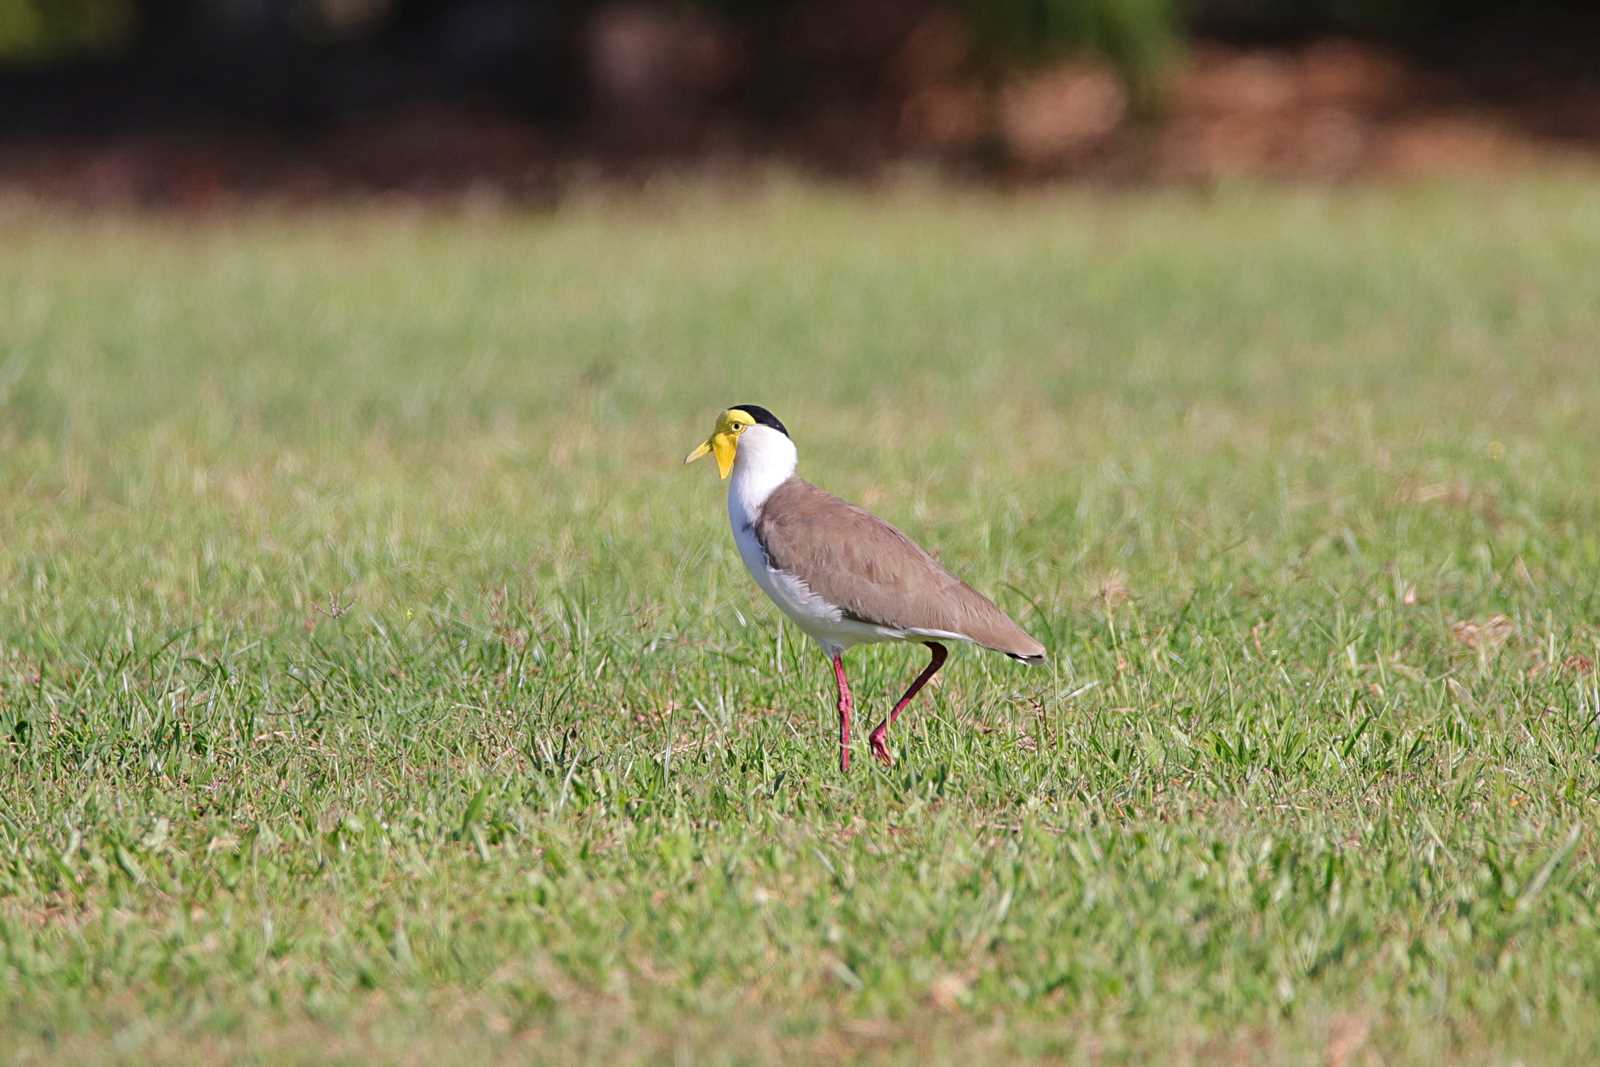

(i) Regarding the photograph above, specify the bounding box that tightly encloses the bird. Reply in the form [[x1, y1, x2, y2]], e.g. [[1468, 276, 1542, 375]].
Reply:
[[685, 404, 1046, 771]]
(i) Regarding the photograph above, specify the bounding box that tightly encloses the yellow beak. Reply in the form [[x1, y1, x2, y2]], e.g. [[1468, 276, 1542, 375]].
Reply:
[[684, 431, 737, 479]]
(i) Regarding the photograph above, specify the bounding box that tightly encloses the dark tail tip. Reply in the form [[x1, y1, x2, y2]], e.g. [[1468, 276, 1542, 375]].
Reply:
[[1008, 652, 1047, 665]]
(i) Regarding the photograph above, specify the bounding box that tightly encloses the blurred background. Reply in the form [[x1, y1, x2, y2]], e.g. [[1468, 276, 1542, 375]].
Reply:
[[5, 12, 1600, 1060], [2, 0, 1598, 204]]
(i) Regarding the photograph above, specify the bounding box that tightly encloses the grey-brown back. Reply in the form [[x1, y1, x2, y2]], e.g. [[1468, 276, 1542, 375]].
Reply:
[[752, 478, 1046, 662]]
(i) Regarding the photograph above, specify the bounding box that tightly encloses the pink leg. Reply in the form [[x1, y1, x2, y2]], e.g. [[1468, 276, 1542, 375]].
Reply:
[[870, 642, 948, 766], [832, 652, 853, 772]]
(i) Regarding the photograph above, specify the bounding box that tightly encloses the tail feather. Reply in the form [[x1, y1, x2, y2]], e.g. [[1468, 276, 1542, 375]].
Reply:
[[984, 626, 1046, 664]]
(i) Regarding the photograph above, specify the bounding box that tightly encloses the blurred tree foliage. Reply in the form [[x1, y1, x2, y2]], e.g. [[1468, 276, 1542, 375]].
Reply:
[[963, 0, 1177, 115], [0, 0, 1590, 99], [0, 0, 133, 60]]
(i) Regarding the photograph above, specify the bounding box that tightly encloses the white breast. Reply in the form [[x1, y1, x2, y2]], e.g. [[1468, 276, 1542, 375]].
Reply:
[[729, 501, 912, 656], [730, 507, 839, 629], [729, 501, 905, 656], [725, 425, 912, 655]]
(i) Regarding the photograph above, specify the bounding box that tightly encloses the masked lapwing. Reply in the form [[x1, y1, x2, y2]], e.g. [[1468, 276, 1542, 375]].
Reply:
[[686, 404, 1045, 771]]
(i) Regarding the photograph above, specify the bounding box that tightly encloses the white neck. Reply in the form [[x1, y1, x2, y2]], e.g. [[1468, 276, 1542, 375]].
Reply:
[[728, 424, 797, 523]]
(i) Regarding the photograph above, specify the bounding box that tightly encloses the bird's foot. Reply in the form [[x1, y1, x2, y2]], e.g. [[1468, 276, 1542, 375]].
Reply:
[[869, 731, 893, 766]]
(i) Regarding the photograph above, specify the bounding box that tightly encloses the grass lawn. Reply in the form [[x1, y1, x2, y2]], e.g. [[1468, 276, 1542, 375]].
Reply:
[[3, 178, 1600, 1065]]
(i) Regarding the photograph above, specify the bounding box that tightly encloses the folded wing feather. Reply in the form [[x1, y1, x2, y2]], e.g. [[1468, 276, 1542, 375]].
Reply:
[[753, 479, 1046, 661]]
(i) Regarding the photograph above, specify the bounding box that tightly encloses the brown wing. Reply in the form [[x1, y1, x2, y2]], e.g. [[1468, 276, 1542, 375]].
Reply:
[[753, 479, 1046, 661]]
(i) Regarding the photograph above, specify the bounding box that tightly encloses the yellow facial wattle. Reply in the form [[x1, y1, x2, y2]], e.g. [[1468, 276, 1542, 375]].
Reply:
[[683, 410, 751, 480]]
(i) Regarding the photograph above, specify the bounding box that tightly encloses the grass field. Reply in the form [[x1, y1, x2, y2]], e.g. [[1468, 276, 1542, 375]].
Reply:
[[3, 179, 1600, 1065]]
